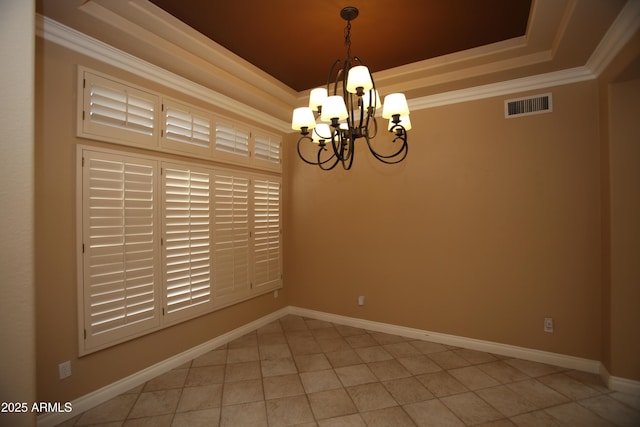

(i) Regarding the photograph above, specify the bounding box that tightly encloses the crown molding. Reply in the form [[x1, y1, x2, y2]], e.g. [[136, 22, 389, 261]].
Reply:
[[587, 0, 640, 77], [38, 0, 637, 130], [409, 66, 595, 111], [36, 14, 291, 134], [410, 0, 640, 111]]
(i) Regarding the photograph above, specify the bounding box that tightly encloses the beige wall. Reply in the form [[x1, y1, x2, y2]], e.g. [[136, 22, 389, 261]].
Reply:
[[608, 77, 640, 381], [599, 30, 640, 382], [285, 81, 603, 360], [34, 15, 640, 406], [1, 2, 37, 426], [35, 40, 288, 403]]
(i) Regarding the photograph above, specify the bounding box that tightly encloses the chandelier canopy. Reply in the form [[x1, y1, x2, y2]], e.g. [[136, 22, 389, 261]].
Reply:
[[291, 6, 411, 170]]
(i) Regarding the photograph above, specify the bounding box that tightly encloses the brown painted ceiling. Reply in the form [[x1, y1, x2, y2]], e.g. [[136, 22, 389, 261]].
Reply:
[[148, 0, 532, 92]]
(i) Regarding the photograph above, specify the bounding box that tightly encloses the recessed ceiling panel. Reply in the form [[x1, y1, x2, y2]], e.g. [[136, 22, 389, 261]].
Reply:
[[149, 0, 532, 92]]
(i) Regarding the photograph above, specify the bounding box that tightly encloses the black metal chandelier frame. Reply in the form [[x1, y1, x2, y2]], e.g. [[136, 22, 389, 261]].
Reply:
[[294, 6, 409, 170]]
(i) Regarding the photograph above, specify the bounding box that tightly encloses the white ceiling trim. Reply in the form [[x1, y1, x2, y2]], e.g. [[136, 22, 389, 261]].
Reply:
[[36, 14, 292, 133], [409, 66, 595, 111], [586, 0, 640, 76], [38, 0, 636, 134], [409, 0, 639, 110]]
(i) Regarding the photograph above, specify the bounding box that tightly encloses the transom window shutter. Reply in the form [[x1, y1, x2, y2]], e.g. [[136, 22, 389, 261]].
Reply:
[[164, 105, 211, 148], [82, 151, 160, 351], [213, 174, 250, 302], [252, 179, 282, 289], [215, 121, 250, 157], [86, 76, 155, 135], [79, 68, 281, 173], [163, 165, 212, 321], [253, 133, 281, 164]]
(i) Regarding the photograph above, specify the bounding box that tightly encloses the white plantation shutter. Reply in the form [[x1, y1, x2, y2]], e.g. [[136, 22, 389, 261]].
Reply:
[[213, 173, 250, 303], [162, 101, 211, 155], [253, 132, 281, 165], [252, 179, 282, 290], [78, 143, 283, 353], [215, 120, 250, 157], [89, 85, 155, 134], [163, 164, 212, 322], [82, 72, 158, 147], [82, 151, 160, 351]]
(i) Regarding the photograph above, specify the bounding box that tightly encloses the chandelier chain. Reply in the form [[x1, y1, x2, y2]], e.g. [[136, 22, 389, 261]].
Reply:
[[344, 20, 352, 60]]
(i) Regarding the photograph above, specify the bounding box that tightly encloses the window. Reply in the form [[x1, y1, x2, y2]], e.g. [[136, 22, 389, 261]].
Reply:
[[79, 72, 159, 148], [253, 131, 281, 165], [252, 179, 282, 291], [214, 119, 250, 160], [162, 164, 213, 324], [213, 173, 251, 305], [77, 68, 283, 353], [161, 100, 212, 156], [80, 151, 161, 351], [78, 67, 283, 172], [78, 146, 282, 354]]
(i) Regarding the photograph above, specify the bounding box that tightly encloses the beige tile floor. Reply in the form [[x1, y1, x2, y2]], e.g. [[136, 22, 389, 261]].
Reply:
[[58, 315, 640, 426]]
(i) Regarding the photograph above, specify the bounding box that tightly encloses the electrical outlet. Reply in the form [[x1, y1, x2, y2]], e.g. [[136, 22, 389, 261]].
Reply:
[[358, 295, 365, 306], [273, 290, 279, 298], [59, 361, 72, 379], [544, 317, 554, 333]]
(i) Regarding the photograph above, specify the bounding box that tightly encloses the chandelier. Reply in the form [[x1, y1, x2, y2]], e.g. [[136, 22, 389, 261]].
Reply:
[[291, 6, 411, 170]]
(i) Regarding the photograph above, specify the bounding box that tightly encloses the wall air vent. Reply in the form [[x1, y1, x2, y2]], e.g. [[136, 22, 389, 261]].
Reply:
[[504, 93, 552, 118]]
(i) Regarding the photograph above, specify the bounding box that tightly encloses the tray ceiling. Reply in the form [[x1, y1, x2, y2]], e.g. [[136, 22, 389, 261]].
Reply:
[[148, 0, 532, 92]]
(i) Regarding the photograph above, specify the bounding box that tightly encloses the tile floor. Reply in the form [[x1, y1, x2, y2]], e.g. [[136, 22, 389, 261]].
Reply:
[[58, 315, 640, 426]]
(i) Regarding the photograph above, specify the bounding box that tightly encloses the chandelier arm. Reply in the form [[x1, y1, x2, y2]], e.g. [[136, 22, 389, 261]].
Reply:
[[367, 72, 377, 134], [318, 149, 341, 170], [318, 132, 341, 170], [296, 135, 341, 167], [356, 93, 365, 133], [367, 68, 377, 136], [367, 116, 378, 139], [329, 129, 345, 161], [330, 127, 355, 171], [343, 130, 356, 164], [369, 141, 409, 164], [296, 135, 323, 166], [342, 137, 355, 170], [327, 59, 342, 95], [365, 126, 409, 164]]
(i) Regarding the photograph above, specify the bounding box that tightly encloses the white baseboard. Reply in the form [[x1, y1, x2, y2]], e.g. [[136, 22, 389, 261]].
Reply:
[[38, 305, 640, 426], [609, 376, 640, 395], [600, 364, 640, 395], [37, 307, 289, 427], [288, 306, 602, 374], [290, 307, 640, 395]]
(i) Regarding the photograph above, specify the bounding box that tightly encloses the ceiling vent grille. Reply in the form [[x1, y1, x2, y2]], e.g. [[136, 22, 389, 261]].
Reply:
[[504, 93, 552, 118]]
